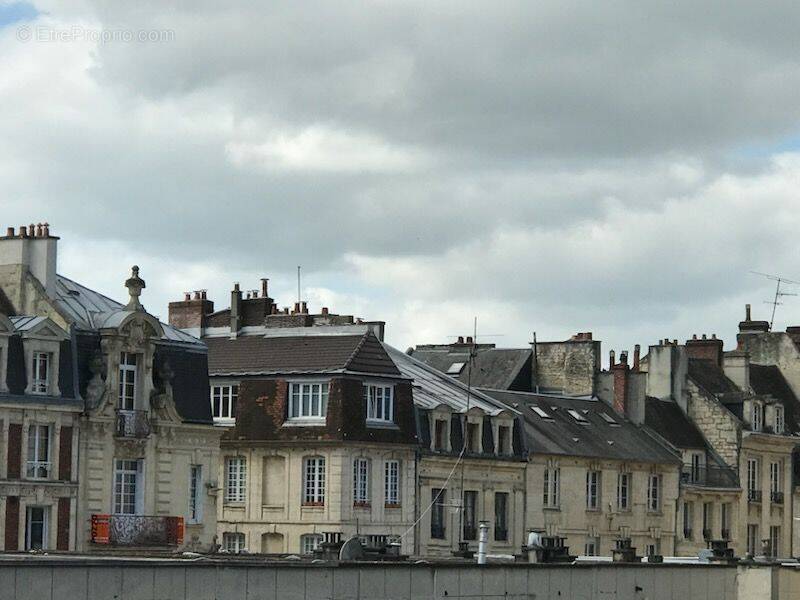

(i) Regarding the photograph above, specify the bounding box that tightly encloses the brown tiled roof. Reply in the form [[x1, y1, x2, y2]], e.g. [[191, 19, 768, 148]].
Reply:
[[205, 332, 401, 376]]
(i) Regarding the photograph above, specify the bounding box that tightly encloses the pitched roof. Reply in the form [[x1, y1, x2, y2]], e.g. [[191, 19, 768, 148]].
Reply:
[[644, 397, 707, 449], [54, 275, 201, 346], [206, 331, 402, 377], [750, 364, 800, 434], [687, 359, 743, 400], [410, 347, 532, 390], [383, 343, 516, 416], [482, 389, 679, 464]]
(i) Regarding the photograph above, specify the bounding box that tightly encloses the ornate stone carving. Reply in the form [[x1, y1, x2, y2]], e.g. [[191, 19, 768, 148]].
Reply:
[[85, 351, 107, 410], [125, 265, 146, 312]]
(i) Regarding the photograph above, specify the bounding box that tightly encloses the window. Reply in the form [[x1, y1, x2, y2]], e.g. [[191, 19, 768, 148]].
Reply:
[[721, 503, 731, 539], [188, 465, 202, 524], [543, 467, 560, 508], [497, 425, 511, 455], [769, 526, 781, 558], [600, 413, 618, 426], [223, 532, 245, 553], [747, 524, 759, 556], [531, 406, 552, 419], [683, 502, 693, 539], [300, 534, 322, 555], [446, 362, 465, 375], [434, 419, 448, 450], [31, 351, 50, 394], [303, 457, 325, 505], [690, 452, 703, 483], [702, 503, 713, 540], [584, 537, 599, 556], [586, 471, 600, 510], [211, 384, 238, 422], [26, 424, 51, 479], [25, 506, 48, 550], [465, 421, 481, 453], [747, 458, 760, 501], [567, 409, 588, 424], [463, 490, 477, 540], [225, 457, 247, 503], [770, 461, 781, 495], [431, 489, 446, 539], [751, 402, 763, 431], [288, 382, 328, 421], [494, 492, 508, 541], [647, 474, 661, 512], [645, 541, 660, 557], [118, 352, 137, 410], [353, 458, 370, 506], [384, 460, 400, 506], [113, 459, 142, 515], [617, 472, 631, 511], [775, 405, 785, 434], [363, 383, 394, 423]]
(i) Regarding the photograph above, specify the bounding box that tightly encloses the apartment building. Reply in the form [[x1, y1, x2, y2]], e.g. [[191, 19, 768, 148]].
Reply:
[[0, 224, 221, 552]]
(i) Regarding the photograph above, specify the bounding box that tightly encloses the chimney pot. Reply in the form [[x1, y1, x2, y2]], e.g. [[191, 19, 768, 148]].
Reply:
[[609, 350, 616, 367], [633, 344, 641, 371], [201, 290, 207, 300], [692, 334, 697, 340], [233, 282, 240, 292], [193, 291, 200, 300], [701, 334, 707, 340], [321, 306, 329, 316], [673, 339, 677, 345], [19, 225, 27, 237], [5, 227, 12, 237], [29, 223, 35, 237], [711, 333, 716, 340], [301, 301, 308, 314], [746, 304, 752, 321], [184, 292, 191, 301], [457, 336, 464, 344], [466, 336, 474, 344], [43, 223, 49, 237], [261, 278, 269, 297], [620, 351, 628, 364]]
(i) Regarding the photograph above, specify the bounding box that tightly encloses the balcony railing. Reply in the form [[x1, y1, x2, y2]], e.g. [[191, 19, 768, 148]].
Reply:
[[116, 410, 151, 438], [703, 528, 712, 541], [771, 491, 785, 504], [681, 465, 739, 488], [721, 528, 731, 541], [91, 514, 184, 546], [748, 489, 762, 503], [26, 460, 52, 479]]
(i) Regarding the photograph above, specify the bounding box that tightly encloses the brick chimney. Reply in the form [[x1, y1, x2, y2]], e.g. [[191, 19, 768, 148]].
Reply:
[[612, 351, 629, 415], [230, 283, 242, 338], [685, 333, 723, 366], [168, 289, 214, 333], [0, 223, 59, 301]]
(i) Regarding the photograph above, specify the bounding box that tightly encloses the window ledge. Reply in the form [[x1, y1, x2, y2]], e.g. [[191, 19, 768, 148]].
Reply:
[[353, 502, 371, 509], [262, 504, 285, 510], [224, 501, 246, 508], [213, 419, 236, 427], [302, 503, 325, 509], [384, 503, 402, 509], [543, 506, 561, 511], [366, 420, 399, 430], [283, 419, 326, 427]]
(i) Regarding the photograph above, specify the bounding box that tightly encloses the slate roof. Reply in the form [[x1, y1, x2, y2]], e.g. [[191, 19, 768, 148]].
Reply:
[[8, 315, 48, 331], [482, 389, 679, 463], [54, 275, 201, 346], [687, 359, 743, 400], [206, 331, 402, 377], [410, 347, 532, 390], [644, 397, 707, 450], [750, 364, 800, 434]]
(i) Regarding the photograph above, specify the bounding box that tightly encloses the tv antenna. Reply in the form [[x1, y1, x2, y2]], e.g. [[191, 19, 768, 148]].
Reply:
[[750, 271, 800, 330]]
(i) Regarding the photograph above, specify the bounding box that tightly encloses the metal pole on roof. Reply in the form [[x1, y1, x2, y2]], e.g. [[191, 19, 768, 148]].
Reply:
[[297, 266, 301, 304], [458, 316, 477, 547], [532, 331, 539, 394]]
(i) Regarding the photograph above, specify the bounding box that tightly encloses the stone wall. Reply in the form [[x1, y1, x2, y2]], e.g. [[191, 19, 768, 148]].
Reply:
[[686, 381, 741, 468], [535, 339, 600, 396]]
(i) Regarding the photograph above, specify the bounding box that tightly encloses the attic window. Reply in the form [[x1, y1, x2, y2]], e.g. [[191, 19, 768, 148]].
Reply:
[[446, 362, 466, 375], [567, 409, 589, 424], [531, 406, 552, 420], [600, 413, 619, 426]]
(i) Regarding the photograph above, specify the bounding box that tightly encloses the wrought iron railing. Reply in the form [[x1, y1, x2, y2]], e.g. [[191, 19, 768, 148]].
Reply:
[[26, 460, 52, 479], [116, 410, 151, 438], [721, 528, 731, 541], [771, 491, 784, 504], [91, 514, 184, 546], [680, 465, 739, 488], [748, 489, 762, 503]]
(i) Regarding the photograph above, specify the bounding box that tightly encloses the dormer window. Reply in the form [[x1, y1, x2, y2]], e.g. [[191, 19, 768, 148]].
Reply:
[[31, 352, 50, 395], [775, 405, 785, 434], [118, 352, 138, 410], [752, 402, 763, 432], [465, 421, 481, 453], [497, 424, 511, 455], [364, 383, 394, 424], [288, 381, 329, 423], [433, 418, 448, 450]]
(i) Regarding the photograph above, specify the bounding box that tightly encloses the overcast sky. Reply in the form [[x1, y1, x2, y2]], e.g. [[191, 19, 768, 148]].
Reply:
[[2, 1, 800, 357]]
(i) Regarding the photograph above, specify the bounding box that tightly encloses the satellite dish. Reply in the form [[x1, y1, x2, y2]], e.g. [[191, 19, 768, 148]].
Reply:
[[339, 536, 365, 561]]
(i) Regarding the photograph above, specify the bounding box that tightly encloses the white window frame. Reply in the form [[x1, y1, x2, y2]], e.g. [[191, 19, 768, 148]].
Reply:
[[384, 460, 400, 506], [363, 382, 394, 424], [647, 474, 661, 513], [31, 351, 50, 395], [287, 381, 329, 423], [26, 424, 51, 479], [747, 524, 759, 556], [300, 533, 322, 555], [747, 458, 760, 495], [225, 457, 247, 503], [584, 538, 599, 556], [770, 461, 781, 495], [775, 405, 785, 434], [303, 457, 326, 506], [496, 423, 512, 455], [353, 458, 370, 505], [543, 466, 560, 508], [586, 470, 600, 510], [25, 505, 49, 551], [211, 383, 239, 424], [617, 472, 631, 511], [188, 464, 203, 524], [118, 352, 138, 410], [223, 532, 245, 553], [113, 459, 143, 515], [752, 402, 763, 432]]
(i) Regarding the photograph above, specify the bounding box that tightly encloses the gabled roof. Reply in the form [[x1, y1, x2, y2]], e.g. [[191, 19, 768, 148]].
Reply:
[[206, 331, 402, 377], [687, 359, 742, 399], [410, 346, 532, 390], [644, 397, 707, 450], [383, 343, 517, 416], [482, 389, 679, 464], [54, 275, 201, 346], [750, 364, 800, 434]]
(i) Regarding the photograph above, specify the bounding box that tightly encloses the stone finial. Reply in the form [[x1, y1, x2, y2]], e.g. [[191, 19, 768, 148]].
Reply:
[[125, 265, 146, 311]]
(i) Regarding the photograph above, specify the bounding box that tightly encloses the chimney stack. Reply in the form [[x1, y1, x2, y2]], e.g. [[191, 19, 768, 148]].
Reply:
[[168, 288, 215, 333], [633, 345, 641, 371], [261, 278, 269, 298], [0, 221, 59, 298], [685, 334, 724, 366], [321, 306, 329, 316], [609, 350, 616, 368], [230, 283, 242, 338]]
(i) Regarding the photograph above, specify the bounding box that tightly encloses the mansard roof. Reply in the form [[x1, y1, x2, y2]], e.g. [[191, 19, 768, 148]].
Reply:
[[483, 389, 679, 464], [750, 364, 800, 434], [205, 330, 402, 378], [410, 346, 532, 391]]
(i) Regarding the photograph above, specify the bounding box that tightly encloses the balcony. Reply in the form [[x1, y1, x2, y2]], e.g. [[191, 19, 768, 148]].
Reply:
[[680, 465, 739, 488], [748, 489, 762, 503], [91, 514, 184, 546], [116, 410, 151, 438], [771, 491, 785, 504], [26, 460, 52, 479]]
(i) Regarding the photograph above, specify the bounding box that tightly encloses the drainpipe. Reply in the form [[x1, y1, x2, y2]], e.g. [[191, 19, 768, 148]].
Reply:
[[477, 521, 489, 564]]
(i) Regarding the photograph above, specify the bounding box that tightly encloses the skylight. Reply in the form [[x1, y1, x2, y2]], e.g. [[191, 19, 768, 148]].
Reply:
[[446, 362, 466, 375], [600, 413, 618, 426], [567, 409, 589, 423], [531, 406, 552, 419]]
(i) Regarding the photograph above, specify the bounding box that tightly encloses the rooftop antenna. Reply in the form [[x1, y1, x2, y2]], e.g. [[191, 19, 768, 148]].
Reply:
[[458, 316, 478, 546], [750, 271, 800, 330], [297, 265, 301, 304], [531, 331, 539, 394]]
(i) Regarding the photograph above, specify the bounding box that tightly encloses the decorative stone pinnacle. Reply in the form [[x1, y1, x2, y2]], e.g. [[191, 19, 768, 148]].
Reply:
[[125, 265, 146, 311]]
